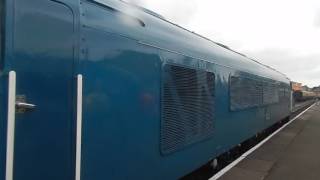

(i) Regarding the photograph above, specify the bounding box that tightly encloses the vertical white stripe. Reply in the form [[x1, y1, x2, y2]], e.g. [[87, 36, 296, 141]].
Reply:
[[6, 71, 16, 180], [75, 74, 83, 180]]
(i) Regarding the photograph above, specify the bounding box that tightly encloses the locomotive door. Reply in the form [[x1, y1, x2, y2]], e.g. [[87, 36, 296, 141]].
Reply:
[[5, 0, 76, 180]]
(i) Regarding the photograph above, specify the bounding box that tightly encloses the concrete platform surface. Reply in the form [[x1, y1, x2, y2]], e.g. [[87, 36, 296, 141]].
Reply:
[[219, 102, 320, 180]]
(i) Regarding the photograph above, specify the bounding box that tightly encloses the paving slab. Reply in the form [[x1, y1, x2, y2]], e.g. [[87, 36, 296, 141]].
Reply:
[[218, 167, 267, 180], [237, 159, 274, 173]]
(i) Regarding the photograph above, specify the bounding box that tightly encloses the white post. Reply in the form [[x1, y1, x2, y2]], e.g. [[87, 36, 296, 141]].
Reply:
[[6, 71, 16, 180], [75, 74, 83, 180]]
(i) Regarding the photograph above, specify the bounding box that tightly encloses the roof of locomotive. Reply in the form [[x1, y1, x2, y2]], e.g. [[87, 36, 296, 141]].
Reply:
[[83, 0, 290, 83]]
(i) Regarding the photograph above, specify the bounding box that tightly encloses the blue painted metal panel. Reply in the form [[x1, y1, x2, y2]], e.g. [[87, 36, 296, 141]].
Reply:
[[0, 0, 77, 180], [0, 0, 9, 179], [0, 75, 8, 180], [80, 29, 162, 179], [0, 0, 291, 179]]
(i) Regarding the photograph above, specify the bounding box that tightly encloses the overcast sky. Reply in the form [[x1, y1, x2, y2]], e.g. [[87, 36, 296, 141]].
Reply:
[[126, 0, 320, 87]]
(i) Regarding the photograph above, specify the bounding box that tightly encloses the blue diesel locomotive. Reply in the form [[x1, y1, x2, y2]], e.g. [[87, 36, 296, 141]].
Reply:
[[0, 0, 291, 180]]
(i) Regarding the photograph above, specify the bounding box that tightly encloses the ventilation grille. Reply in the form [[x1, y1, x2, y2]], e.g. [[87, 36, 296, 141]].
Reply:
[[230, 76, 263, 111], [161, 64, 215, 154], [279, 84, 290, 102], [263, 82, 279, 104]]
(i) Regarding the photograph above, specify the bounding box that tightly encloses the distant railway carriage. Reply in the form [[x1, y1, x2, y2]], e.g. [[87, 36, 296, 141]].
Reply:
[[0, 0, 292, 180], [293, 90, 317, 102]]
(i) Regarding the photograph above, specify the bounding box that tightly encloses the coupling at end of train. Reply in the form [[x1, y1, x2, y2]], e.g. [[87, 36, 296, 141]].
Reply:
[[0, 0, 293, 180]]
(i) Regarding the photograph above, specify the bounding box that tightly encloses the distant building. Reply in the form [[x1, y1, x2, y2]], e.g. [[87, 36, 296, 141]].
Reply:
[[291, 82, 302, 91], [312, 86, 320, 92], [301, 85, 311, 91], [312, 86, 320, 97]]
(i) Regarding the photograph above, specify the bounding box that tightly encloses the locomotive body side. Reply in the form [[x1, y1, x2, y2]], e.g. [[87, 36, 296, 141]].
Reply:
[[0, 0, 291, 180], [79, 1, 291, 179]]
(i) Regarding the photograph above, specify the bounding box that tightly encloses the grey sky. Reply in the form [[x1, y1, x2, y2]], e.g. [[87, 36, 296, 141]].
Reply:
[[126, 0, 320, 87], [316, 10, 320, 27]]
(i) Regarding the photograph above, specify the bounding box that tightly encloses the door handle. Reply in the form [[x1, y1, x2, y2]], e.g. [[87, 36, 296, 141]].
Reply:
[[16, 102, 36, 109], [15, 95, 36, 113]]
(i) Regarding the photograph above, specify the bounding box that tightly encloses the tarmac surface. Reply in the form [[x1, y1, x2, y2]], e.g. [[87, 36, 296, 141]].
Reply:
[[218, 102, 320, 180]]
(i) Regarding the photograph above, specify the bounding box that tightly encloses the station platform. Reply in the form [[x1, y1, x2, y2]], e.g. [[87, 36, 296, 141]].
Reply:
[[217, 102, 320, 180]]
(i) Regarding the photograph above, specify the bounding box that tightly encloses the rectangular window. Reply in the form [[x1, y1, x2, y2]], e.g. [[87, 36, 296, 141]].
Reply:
[[230, 76, 263, 111], [161, 64, 215, 154]]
